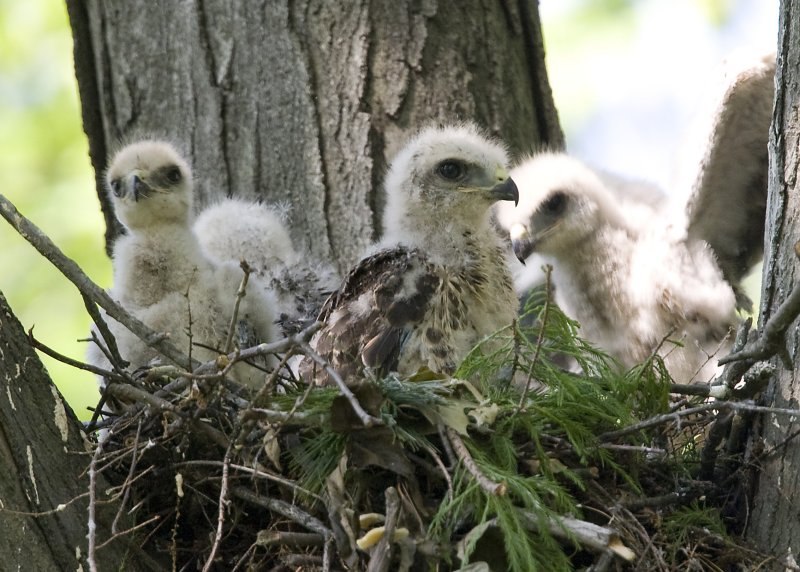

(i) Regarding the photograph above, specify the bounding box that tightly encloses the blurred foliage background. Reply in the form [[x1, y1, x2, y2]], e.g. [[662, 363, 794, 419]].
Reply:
[[0, 0, 110, 419], [0, 0, 777, 420]]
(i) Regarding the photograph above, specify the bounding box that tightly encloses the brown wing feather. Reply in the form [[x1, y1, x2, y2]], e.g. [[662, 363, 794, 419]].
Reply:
[[309, 247, 441, 384]]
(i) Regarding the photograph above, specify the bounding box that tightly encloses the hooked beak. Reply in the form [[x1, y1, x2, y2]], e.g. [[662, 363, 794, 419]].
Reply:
[[489, 166, 519, 206], [128, 173, 151, 202], [458, 167, 519, 205], [510, 222, 535, 264], [490, 176, 519, 206]]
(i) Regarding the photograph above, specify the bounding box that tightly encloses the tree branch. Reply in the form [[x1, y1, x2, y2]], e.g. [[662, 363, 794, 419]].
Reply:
[[0, 194, 196, 371]]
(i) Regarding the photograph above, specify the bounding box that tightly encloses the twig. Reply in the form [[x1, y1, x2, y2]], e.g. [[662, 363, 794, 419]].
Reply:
[[102, 384, 229, 448], [27, 328, 127, 383], [170, 472, 182, 572], [598, 443, 666, 456], [621, 482, 716, 511], [298, 340, 382, 428], [202, 446, 232, 572], [240, 407, 326, 427], [183, 276, 196, 370], [517, 264, 553, 412], [0, 193, 196, 370], [366, 487, 401, 572], [87, 330, 139, 386], [445, 427, 506, 496], [323, 535, 334, 572], [437, 423, 457, 468], [719, 257, 800, 367], [598, 403, 720, 442], [699, 408, 735, 480], [257, 531, 326, 547], [668, 383, 716, 397], [87, 439, 103, 572], [421, 443, 454, 500], [94, 515, 161, 550], [156, 321, 323, 383], [174, 460, 324, 503], [248, 349, 294, 408], [81, 292, 127, 368], [232, 487, 332, 538], [601, 401, 800, 443], [112, 419, 143, 534], [224, 262, 251, 353]]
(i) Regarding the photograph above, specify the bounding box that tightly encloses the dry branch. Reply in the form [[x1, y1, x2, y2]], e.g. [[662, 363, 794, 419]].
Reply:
[[0, 193, 195, 370]]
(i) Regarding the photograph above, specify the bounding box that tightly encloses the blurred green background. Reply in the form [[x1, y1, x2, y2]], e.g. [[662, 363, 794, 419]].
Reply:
[[0, 1, 110, 419], [0, 0, 776, 420]]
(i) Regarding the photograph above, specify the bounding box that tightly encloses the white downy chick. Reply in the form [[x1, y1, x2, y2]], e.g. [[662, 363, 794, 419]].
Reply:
[[192, 198, 340, 337], [87, 140, 275, 390], [496, 54, 775, 384]]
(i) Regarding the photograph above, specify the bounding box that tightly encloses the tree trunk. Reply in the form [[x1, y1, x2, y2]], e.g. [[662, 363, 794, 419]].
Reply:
[[65, 0, 563, 272], [0, 1, 561, 567], [744, 0, 800, 566], [0, 291, 163, 571]]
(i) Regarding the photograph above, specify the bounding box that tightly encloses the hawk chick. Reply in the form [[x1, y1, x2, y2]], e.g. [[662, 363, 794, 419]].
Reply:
[[87, 140, 275, 388], [193, 198, 340, 337], [306, 124, 519, 385], [496, 54, 775, 383]]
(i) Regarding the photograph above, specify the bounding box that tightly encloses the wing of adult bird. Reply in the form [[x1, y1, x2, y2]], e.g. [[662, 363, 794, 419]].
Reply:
[[678, 53, 775, 297]]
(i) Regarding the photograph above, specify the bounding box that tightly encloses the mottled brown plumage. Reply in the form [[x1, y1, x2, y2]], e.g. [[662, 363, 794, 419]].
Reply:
[[303, 124, 519, 385]]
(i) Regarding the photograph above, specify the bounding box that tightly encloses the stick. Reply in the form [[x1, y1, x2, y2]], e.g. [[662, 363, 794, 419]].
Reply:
[[174, 460, 323, 503], [224, 262, 251, 353], [298, 340, 382, 428], [87, 439, 103, 572], [366, 487, 401, 572], [232, 487, 331, 538], [520, 512, 636, 561], [102, 384, 229, 448], [27, 328, 127, 383], [202, 447, 231, 572], [0, 194, 196, 371], [446, 427, 506, 496]]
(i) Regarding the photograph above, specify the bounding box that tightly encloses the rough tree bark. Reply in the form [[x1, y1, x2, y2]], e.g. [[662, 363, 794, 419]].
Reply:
[[0, 292, 162, 571], [744, 0, 800, 566], [65, 0, 563, 271]]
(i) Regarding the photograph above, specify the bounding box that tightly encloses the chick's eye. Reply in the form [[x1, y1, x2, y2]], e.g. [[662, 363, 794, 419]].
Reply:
[[109, 179, 122, 197], [166, 166, 182, 184], [437, 160, 465, 181], [541, 192, 567, 216]]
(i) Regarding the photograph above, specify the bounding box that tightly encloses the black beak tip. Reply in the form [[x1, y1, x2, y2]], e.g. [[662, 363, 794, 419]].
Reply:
[[510, 178, 519, 206], [491, 177, 519, 205]]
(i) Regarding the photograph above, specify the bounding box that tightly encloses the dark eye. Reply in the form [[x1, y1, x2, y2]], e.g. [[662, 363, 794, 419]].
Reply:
[[437, 160, 465, 181], [165, 166, 182, 184], [109, 179, 123, 198], [540, 192, 568, 216]]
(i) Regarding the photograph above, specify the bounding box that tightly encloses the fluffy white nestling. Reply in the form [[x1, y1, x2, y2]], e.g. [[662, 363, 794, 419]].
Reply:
[[87, 140, 276, 389], [304, 124, 520, 385], [193, 198, 340, 337], [495, 54, 775, 383]]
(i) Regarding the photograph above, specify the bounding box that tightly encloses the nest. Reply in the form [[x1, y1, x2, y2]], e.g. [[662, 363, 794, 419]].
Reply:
[[87, 295, 770, 572]]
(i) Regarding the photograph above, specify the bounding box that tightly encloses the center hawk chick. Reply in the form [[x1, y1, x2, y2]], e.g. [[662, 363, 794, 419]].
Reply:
[[305, 123, 519, 385]]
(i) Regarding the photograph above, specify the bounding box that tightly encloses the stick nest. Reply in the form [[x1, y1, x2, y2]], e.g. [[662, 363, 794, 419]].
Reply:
[[88, 292, 773, 572]]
